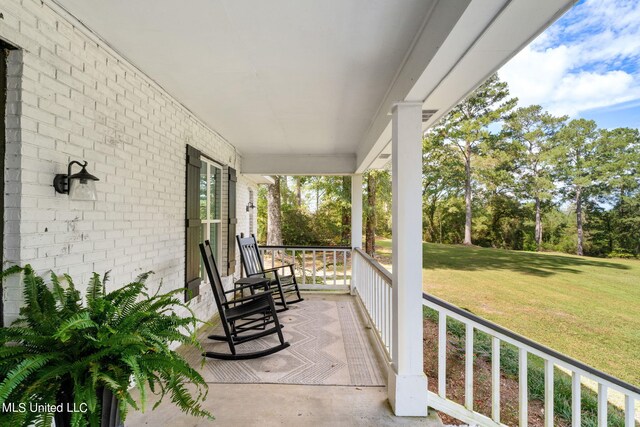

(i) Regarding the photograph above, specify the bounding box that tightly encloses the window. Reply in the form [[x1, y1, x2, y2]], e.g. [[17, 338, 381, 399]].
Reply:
[[200, 158, 222, 266], [185, 145, 236, 301]]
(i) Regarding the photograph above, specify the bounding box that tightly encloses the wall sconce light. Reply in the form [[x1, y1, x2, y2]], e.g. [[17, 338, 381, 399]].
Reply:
[[246, 201, 256, 212], [53, 160, 100, 201]]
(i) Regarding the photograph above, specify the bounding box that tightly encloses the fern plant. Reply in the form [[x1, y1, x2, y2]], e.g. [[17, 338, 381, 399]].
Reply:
[[0, 265, 212, 426]]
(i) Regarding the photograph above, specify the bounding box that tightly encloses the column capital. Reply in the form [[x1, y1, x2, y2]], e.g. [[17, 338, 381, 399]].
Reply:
[[391, 101, 423, 112]]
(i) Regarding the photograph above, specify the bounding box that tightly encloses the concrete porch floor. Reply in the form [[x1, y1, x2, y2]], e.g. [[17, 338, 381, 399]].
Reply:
[[127, 383, 443, 426], [126, 293, 443, 426]]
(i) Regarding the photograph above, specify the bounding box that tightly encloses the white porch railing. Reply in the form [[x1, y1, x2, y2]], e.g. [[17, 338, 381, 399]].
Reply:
[[423, 293, 640, 427], [259, 245, 351, 291], [352, 248, 393, 361]]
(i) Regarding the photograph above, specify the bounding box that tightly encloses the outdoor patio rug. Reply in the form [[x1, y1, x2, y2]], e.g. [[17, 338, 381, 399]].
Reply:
[[185, 294, 385, 386]]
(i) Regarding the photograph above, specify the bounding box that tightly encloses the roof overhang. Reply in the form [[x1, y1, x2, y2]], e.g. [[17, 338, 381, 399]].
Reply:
[[242, 174, 275, 185], [52, 0, 574, 176]]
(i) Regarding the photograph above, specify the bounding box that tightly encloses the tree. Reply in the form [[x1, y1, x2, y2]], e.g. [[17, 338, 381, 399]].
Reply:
[[340, 176, 351, 245], [365, 171, 378, 256], [503, 105, 567, 250], [422, 135, 465, 242], [431, 74, 516, 245], [599, 128, 640, 255], [553, 119, 605, 256], [266, 175, 283, 245], [294, 176, 307, 207]]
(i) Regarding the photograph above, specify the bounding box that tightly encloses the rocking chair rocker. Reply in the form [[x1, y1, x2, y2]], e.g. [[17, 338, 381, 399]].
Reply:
[[237, 233, 304, 311], [199, 240, 290, 360]]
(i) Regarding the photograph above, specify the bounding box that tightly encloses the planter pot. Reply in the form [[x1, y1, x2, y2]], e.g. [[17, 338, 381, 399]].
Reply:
[[53, 387, 124, 427]]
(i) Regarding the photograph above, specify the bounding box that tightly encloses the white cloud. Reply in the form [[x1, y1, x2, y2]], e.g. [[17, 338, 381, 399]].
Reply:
[[498, 0, 640, 118]]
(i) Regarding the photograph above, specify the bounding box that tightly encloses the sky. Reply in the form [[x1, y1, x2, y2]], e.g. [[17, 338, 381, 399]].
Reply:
[[498, 0, 640, 130]]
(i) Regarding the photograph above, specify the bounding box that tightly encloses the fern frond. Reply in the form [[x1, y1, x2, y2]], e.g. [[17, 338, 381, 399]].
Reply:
[[54, 312, 97, 342], [0, 354, 55, 404], [86, 272, 103, 308]]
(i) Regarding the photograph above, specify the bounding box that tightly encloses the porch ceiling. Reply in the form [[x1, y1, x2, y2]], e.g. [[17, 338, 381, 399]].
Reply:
[[53, 0, 573, 175]]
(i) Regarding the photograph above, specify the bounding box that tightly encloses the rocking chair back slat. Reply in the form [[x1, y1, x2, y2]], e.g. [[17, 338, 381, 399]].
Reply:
[[238, 234, 266, 277], [200, 240, 228, 310]]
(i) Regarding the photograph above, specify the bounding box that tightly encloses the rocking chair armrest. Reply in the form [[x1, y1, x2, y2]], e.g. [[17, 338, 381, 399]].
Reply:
[[245, 271, 267, 278], [224, 283, 266, 294], [224, 277, 270, 294], [235, 277, 270, 287], [222, 289, 275, 306], [262, 264, 295, 274]]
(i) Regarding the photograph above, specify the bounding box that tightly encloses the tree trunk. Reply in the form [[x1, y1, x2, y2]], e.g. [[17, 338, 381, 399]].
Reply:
[[365, 172, 377, 256], [267, 176, 283, 245], [463, 143, 473, 245], [534, 196, 542, 251], [341, 176, 351, 245], [295, 177, 302, 207], [427, 204, 437, 243], [576, 187, 583, 256]]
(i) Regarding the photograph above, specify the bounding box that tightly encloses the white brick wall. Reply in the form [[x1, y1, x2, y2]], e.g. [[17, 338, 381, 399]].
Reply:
[[1, 0, 258, 325]]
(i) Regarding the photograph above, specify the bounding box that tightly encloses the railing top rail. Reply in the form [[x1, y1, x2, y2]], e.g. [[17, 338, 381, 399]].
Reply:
[[423, 292, 640, 395], [260, 245, 352, 250], [354, 248, 393, 285]]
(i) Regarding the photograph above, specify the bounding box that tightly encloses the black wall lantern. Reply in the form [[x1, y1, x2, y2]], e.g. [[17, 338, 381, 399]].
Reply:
[[246, 201, 256, 212], [53, 160, 100, 201]]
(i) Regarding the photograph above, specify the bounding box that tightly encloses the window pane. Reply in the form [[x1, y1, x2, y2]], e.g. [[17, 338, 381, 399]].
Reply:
[[199, 161, 207, 220], [209, 166, 221, 220], [210, 223, 220, 262], [200, 223, 209, 279]]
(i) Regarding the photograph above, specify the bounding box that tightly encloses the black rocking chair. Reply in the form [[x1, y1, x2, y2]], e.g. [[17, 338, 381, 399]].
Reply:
[[199, 240, 290, 360], [237, 233, 304, 311]]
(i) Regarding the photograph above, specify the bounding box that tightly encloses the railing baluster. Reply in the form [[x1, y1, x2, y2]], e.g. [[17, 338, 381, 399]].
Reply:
[[387, 286, 393, 354], [625, 395, 635, 427], [323, 251, 327, 284], [491, 336, 500, 423], [301, 250, 305, 285], [572, 372, 581, 427], [333, 250, 337, 285], [312, 250, 316, 285], [377, 277, 381, 333], [465, 323, 474, 410], [519, 348, 528, 427], [374, 276, 378, 331], [438, 311, 447, 398], [598, 384, 608, 427], [367, 265, 371, 311], [378, 277, 382, 333], [343, 250, 347, 285], [292, 250, 296, 283], [544, 359, 554, 427], [382, 279, 387, 344]]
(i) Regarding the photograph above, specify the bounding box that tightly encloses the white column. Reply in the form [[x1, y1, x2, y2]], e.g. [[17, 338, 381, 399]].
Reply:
[[350, 174, 363, 295], [388, 101, 428, 416]]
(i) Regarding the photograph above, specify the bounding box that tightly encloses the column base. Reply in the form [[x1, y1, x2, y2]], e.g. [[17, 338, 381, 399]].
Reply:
[[388, 367, 428, 416]]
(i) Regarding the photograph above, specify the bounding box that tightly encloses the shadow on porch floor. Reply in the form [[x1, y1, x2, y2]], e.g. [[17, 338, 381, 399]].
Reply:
[[127, 293, 442, 426]]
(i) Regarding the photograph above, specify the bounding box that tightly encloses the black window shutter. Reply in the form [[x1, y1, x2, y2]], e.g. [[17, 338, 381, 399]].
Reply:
[[227, 167, 237, 276], [185, 145, 201, 301]]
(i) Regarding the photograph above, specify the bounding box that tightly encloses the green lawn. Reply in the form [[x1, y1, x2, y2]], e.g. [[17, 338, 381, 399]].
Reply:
[[375, 239, 640, 386]]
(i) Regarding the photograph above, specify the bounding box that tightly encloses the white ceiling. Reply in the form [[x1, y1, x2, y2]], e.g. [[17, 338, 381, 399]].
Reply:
[[53, 0, 574, 174], [54, 0, 436, 155]]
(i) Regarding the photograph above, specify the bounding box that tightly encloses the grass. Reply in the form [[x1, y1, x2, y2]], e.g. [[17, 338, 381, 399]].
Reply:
[[375, 238, 640, 387]]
